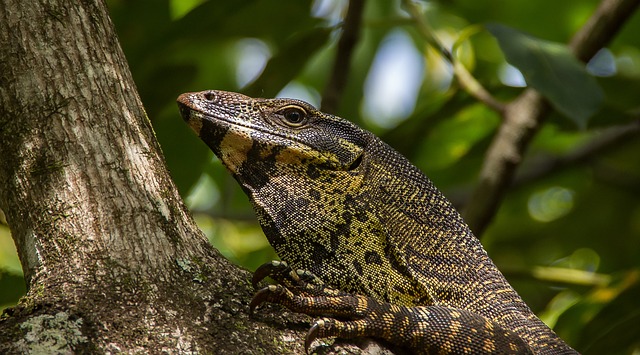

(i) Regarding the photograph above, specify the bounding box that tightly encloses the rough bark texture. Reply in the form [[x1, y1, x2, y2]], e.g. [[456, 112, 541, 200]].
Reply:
[[0, 0, 329, 353]]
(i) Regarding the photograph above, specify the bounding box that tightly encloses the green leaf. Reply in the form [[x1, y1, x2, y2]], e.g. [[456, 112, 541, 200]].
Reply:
[[417, 103, 500, 170], [0, 270, 26, 311], [487, 23, 603, 128], [554, 271, 640, 354]]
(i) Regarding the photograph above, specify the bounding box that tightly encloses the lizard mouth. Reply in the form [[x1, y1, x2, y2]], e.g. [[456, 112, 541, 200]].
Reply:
[[177, 100, 193, 123]]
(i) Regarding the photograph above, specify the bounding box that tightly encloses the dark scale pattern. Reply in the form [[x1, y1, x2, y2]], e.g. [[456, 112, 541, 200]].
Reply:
[[177, 90, 579, 354]]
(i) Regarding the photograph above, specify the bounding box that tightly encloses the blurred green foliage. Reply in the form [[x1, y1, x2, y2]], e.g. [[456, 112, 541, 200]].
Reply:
[[1, 0, 639, 353], [487, 23, 604, 126]]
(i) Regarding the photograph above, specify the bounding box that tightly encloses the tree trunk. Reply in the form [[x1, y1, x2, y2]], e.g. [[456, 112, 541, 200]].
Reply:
[[0, 0, 314, 353]]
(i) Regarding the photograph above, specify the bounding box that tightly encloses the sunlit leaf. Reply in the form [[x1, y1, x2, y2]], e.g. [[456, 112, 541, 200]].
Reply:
[[555, 270, 640, 354], [417, 103, 500, 170], [169, 0, 206, 20], [487, 23, 604, 128], [0, 226, 24, 311]]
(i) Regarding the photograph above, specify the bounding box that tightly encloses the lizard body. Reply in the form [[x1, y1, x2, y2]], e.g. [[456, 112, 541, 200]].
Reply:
[[177, 90, 577, 354]]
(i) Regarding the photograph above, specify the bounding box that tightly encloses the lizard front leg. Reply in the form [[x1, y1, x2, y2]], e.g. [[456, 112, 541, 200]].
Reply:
[[250, 262, 532, 355]]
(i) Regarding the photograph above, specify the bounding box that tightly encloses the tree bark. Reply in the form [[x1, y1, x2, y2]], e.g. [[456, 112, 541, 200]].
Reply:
[[0, 0, 313, 353]]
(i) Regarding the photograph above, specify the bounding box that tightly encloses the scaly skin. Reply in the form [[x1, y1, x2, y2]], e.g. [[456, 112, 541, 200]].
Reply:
[[177, 90, 578, 354]]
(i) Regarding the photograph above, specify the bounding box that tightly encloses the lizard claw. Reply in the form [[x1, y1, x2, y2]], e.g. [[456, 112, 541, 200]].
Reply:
[[304, 321, 320, 354], [249, 285, 277, 315], [252, 260, 289, 288]]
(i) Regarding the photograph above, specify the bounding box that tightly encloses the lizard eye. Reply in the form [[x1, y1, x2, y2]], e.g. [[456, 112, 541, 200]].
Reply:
[[278, 106, 307, 127]]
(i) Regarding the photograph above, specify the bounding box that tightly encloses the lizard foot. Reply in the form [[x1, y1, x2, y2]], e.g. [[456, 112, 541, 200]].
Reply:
[[250, 279, 533, 354], [250, 262, 532, 354], [252, 260, 342, 297], [250, 283, 414, 352]]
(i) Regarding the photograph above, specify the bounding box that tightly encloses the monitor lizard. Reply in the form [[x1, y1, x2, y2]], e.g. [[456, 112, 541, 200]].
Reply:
[[177, 90, 578, 354]]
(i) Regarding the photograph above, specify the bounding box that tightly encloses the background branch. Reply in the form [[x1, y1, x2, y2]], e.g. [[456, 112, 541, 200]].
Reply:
[[570, 0, 640, 62], [513, 118, 640, 187], [462, 0, 640, 236], [321, 0, 366, 113], [447, 117, 640, 208]]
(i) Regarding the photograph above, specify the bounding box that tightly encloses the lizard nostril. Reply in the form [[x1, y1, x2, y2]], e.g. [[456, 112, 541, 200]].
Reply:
[[203, 91, 217, 102]]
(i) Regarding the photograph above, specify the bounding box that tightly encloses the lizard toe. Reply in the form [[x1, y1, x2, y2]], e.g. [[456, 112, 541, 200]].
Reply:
[[249, 285, 289, 315], [252, 260, 290, 288]]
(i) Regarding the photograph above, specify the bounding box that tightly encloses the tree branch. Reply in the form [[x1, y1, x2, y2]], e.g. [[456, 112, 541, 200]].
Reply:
[[569, 0, 640, 63], [463, 0, 640, 236], [321, 0, 366, 113], [514, 118, 640, 187]]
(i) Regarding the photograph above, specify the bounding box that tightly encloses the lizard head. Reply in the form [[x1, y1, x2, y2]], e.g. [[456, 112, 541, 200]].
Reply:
[[177, 90, 368, 189]]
